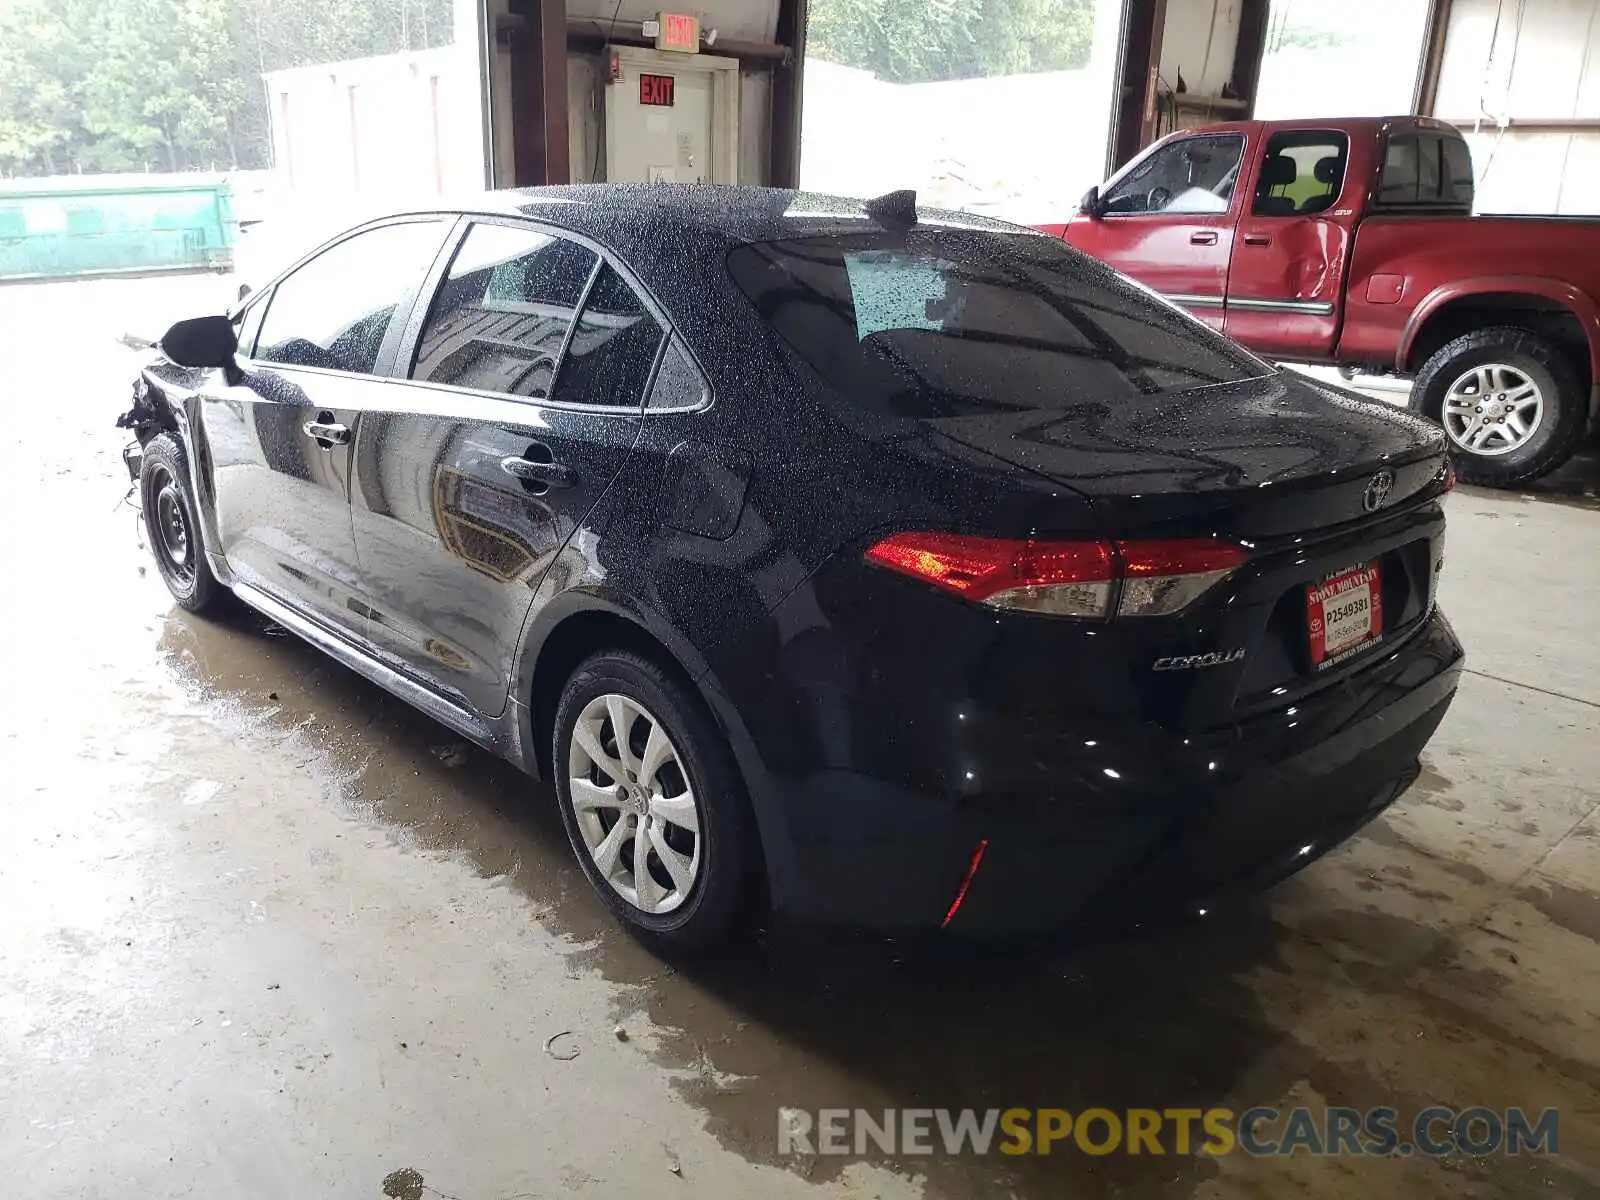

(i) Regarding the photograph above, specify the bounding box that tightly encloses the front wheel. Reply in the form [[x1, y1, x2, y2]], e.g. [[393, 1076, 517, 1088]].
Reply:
[[1410, 326, 1588, 487], [140, 433, 224, 613], [552, 650, 753, 950]]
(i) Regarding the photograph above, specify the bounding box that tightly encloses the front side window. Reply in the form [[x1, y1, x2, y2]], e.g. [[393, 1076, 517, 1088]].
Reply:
[[548, 263, 665, 409], [1101, 134, 1245, 216], [254, 220, 446, 375], [412, 222, 598, 398], [728, 229, 1270, 418], [1252, 131, 1349, 215]]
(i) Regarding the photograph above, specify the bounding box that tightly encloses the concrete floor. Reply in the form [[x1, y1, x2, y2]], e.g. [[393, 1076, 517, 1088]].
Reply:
[[3, 275, 1599, 1199]]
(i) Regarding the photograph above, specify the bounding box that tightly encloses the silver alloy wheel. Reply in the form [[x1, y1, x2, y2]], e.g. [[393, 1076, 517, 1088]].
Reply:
[[1441, 363, 1544, 457], [150, 465, 194, 583], [567, 693, 701, 915]]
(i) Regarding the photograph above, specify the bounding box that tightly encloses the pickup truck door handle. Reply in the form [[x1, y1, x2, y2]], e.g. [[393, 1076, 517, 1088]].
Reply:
[[1243, 233, 1273, 247], [303, 413, 351, 447], [501, 453, 576, 489], [1190, 231, 1219, 245]]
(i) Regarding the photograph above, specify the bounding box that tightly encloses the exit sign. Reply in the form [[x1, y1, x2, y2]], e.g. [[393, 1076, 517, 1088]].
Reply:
[[639, 73, 675, 106], [655, 11, 699, 53]]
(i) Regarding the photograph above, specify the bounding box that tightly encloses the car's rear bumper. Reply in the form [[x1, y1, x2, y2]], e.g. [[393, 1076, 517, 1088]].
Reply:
[[764, 608, 1463, 937]]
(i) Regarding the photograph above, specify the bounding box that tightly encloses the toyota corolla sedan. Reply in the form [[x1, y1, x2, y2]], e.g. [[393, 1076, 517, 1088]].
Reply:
[[119, 185, 1463, 948]]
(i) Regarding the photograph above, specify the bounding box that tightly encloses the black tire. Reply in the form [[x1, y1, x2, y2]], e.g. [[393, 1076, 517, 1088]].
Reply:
[[140, 433, 224, 613], [552, 649, 753, 950], [1410, 326, 1589, 487]]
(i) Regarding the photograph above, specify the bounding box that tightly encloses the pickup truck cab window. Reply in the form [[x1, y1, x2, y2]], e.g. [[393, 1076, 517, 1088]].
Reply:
[[1101, 134, 1245, 216], [1378, 132, 1475, 209], [1251, 131, 1349, 216]]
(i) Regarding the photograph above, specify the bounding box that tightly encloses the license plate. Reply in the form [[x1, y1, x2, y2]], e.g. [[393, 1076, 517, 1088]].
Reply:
[[1306, 562, 1383, 668]]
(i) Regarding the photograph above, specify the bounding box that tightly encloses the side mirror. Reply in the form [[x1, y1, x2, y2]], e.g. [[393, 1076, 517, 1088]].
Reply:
[[161, 315, 238, 370], [1080, 186, 1102, 219], [237, 282, 252, 302]]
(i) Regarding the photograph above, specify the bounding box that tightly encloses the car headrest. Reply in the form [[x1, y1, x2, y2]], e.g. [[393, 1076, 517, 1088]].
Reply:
[[1312, 156, 1343, 184], [1260, 155, 1298, 186]]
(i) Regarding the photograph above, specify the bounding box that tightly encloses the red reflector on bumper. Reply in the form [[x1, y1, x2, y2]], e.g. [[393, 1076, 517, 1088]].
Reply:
[[941, 838, 990, 929]]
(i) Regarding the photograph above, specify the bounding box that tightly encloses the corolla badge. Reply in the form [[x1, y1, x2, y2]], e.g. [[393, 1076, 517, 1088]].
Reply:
[[1362, 468, 1395, 513], [1152, 649, 1246, 671]]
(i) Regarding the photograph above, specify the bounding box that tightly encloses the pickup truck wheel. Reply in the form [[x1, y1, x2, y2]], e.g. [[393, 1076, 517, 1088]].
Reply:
[[140, 433, 224, 614], [1411, 327, 1587, 487]]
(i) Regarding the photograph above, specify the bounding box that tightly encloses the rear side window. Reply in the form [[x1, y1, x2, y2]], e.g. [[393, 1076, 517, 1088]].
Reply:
[[412, 222, 597, 398], [548, 263, 665, 409], [1252, 131, 1349, 216], [1379, 133, 1474, 209], [1441, 136, 1475, 204], [647, 338, 709, 411], [727, 230, 1268, 416], [255, 220, 446, 375]]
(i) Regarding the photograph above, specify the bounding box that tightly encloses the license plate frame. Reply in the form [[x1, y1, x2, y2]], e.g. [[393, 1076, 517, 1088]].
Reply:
[[1306, 561, 1383, 669]]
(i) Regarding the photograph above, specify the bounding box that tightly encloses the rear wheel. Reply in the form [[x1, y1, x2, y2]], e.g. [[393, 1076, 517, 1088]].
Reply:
[[140, 433, 223, 613], [1410, 326, 1588, 486], [552, 650, 752, 949]]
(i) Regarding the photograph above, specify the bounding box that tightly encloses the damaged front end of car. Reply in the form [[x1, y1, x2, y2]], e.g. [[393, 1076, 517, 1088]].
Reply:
[[115, 369, 179, 485]]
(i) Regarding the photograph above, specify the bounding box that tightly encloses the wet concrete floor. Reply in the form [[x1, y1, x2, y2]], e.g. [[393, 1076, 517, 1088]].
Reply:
[[3, 275, 1599, 1198]]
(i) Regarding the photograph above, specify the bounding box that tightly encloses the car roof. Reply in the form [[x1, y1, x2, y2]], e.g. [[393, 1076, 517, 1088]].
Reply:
[[417, 183, 1026, 252]]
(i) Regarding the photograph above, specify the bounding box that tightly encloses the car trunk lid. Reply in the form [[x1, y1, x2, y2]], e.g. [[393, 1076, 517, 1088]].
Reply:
[[922, 371, 1447, 539]]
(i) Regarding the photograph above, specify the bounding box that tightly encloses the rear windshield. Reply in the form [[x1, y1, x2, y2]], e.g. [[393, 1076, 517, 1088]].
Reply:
[[726, 229, 1269, 418]]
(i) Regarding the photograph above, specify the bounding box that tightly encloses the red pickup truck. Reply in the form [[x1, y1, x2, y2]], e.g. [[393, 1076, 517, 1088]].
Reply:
[[1041, 116, 1600, 486]]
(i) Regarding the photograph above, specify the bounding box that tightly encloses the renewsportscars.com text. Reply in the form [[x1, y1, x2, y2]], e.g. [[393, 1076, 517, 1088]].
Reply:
[[777, 1105, 1558, 1158]]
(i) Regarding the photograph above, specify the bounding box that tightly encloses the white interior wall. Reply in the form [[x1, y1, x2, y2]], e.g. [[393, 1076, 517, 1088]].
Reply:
[[737, 71, 771, 186], [1159, 0, 1243, 99], [485, 0, 517, 187], [1434, 0, 1600, 120], [1461, 127, 1600, 214], [568, 52, 602, 183], [1433, 0, 1600, 214]]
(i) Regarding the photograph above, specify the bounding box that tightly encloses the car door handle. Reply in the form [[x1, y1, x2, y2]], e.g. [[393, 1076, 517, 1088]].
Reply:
[[303, 418, 351, 446], [501, 454, 576, 489], [1243, 233, 1272, 247], [1190, 231, 1218, 245]]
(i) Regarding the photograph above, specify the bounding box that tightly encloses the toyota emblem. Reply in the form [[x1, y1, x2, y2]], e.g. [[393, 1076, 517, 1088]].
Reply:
[[1362, 469, 1395, 513]]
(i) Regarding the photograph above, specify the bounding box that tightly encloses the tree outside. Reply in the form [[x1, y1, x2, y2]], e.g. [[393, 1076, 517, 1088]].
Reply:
[[0, 0, 454, 177], [806, 0, 1095, 84]]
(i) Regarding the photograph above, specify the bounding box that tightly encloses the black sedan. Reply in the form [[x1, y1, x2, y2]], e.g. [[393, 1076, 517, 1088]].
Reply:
[[120, 186, 1463, 947]]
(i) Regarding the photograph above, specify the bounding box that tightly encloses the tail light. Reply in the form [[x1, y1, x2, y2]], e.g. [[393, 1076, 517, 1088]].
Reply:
[[865, 532, 1247, 620]]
